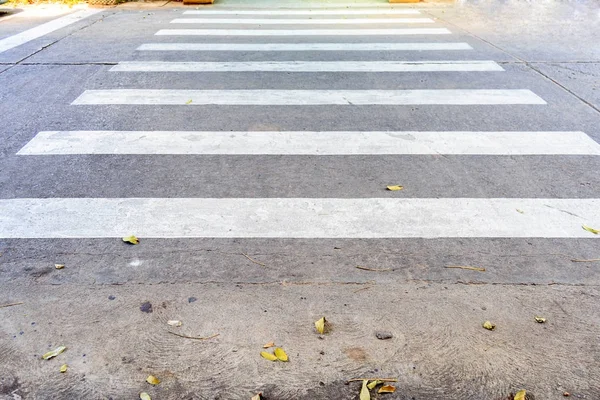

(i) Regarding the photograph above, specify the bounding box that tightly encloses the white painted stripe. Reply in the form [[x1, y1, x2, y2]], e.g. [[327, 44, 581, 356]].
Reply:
[[182, 9, 422, 15], [110, 61, 503, 72], [72, 89, 546, 106], [170, 17, 435, 24], [155, 28, 452, 36], [1, 198, 599, 238], [137, 42, 473, 52], [0, 9, 101, 54], [17, 131, 600, 156]]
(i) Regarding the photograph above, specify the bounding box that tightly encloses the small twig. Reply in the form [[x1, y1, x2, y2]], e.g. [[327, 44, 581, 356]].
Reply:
[[356, 266, 391, 272], [242, 253, 266, 267], [0, 302, 24, 309], [168, 331, 219, 341], [571, 258, 600, 263], [353, 286, 374, 293], [445, 266, 486, 272], [347, 378, 398, 383]]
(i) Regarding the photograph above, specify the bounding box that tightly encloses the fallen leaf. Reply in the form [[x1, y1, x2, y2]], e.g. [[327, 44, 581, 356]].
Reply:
[[482, 321, 496, 331], [42, 346, 67, 360], [386, 185, 404, 191], [367, 380, 383, 389], [571, 258, 600, 262], [260, 351, 278, 361], [263, 341, 275, 349], [445, 266, 486, 272], [60, 364, 68, 373], [360, 380, 370, 400], [140, 393, 151, 400], [378, 385, 396, 394], [534, 316, 546, 323], [582, 225, 599, 235], [251, 394, 262, 400], [315, 317, 327, 334], [516, 209, 524, 214], [167, 320, 182, 327], [274, 347, 288, 362], [122, 235, 139, 244], [186, 99, 193, 104], [146, 375, 160, 385], [356, 266, 391, 272], [55, 264, 65, 270], [514, 390, 527, 400]]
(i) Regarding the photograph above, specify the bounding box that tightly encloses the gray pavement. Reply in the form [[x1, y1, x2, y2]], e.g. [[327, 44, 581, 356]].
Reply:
[[1, 1, 600, 399]]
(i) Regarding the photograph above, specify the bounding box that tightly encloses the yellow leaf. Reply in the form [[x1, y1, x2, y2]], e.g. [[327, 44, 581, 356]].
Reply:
[[274, 347, 288, 362], [360, 380, 370, 400], [582, 225, 599, 235], [534, 316, 546, 323], [367, 380, 383, 389], [482, 321, 496, 331], [516, 209, 525, 214], [59, 364, 68, 373], [167, 320, 182, 327], [251, 393, 262, 400], [315, 317, 326, 334], [378, 385, 396, 394], [42, 346, 67, 360], [55, 264, 65, 270], [146, 375, 160, 385], [140, 393, 152, 400], [122, 235, 139, 244], [186, 99, 193, 105], [260, 351, 278, 361], [386, 185, 404, 191], [514, 390, 526, 400], [263, 341, 275, 349]]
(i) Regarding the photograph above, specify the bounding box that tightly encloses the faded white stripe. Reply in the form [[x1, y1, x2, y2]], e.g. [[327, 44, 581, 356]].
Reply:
[[110, 61, 502, 72], [136, 42, 473, 51], [170, 17, 434, 24], [155, 28, 451, 36], [1, 198, 599, 238], [72, 89, 546, 106], [182, 9, 422, 15], [17, 131, 600, 156], [0, 9, 101, 54]]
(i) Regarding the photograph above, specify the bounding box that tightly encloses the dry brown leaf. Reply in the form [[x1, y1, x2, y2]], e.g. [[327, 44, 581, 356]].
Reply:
[[367, 380, 383, 389], [386, 185, 404, 191], [42, 346, 66, 360], [55, 264, 65, 270], [140, 393, 151, 400], [482, 321, 496, 331], [378, 385, 396, 394], [315, 316, 327, 334], [534, 316, 546, 323], [251, 394, 262, 400], [122, 235, 139, 244], [146, 375, 160, 385], [263, 341, 275, 349], [571, 258, 600, 262], [445, 266, 486, 272], [514, 390, 526, 400], [60, 364, 68, 373], [274, 347, 288, 362], [360, 380, 370, 400], [582, 225, 600, 235], [167, 320, 182, 327], [260, 351, 278, 361]]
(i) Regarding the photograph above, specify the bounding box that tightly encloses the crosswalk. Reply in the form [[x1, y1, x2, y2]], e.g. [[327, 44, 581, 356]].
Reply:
[[5, 4, 600, 240]]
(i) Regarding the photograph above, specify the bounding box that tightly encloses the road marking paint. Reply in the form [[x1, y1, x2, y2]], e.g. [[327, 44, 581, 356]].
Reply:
[[1, 198, 599, 238], [0, 9, 101, 54], [17, 131, 600, 156], [182, 9, 422, 15], [72, 89, 546, 106], [155, 28, 452, 36], [110, 61, 503, 72], [170, 17, 435, 24], [137, 42, 473, 51]]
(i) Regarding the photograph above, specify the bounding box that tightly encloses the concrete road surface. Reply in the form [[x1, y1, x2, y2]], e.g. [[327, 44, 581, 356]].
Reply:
[[1, 0, 599, 399]]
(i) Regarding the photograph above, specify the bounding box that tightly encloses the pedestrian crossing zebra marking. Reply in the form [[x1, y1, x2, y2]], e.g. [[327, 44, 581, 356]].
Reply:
[[109, 61, 503, 72], [155, 28, 452, 36], [1, 198, 599, 239], [17, 131, 600, 156], [169, 18, 436, 25], [182, 9, 423, 15], [136, 43, 473, 52]]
